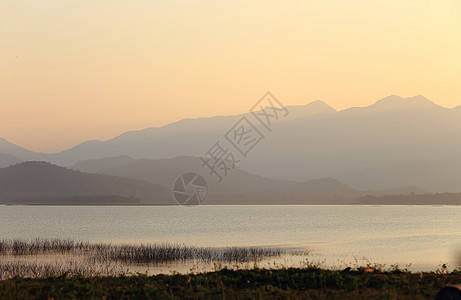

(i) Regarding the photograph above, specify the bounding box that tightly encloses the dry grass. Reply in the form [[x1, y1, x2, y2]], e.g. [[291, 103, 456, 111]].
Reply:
[[0, 239, 295, 279]]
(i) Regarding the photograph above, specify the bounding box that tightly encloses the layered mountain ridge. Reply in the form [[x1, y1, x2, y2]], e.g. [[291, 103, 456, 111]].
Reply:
[[1, 95, 461, 193]]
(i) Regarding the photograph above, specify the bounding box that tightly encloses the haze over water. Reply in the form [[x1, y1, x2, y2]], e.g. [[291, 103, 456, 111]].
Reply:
[[2, 205, 460, 271]]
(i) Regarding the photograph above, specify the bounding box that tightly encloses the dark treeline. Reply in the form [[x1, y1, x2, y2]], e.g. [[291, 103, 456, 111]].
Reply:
[[0, 195, 141, 205], [356, 192, 461, 205]]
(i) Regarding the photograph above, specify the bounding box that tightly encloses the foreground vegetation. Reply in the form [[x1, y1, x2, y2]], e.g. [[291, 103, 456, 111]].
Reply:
[[0, 239, 286, 263], [1, 267, 461, 299], [2, 239, 460, 298], [0, 239, 296, 279]]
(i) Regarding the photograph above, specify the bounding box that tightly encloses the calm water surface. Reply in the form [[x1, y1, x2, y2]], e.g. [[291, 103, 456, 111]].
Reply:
[[1, 205, 460, 271]]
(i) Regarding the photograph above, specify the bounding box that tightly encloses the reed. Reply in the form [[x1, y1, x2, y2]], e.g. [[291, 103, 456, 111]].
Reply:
[[91, 244, 285, 264], [0, 239, 289, 272], [0, 239, 92, 255]]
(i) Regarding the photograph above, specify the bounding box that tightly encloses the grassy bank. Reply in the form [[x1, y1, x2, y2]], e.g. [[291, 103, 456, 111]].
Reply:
[[1, 267, 461, 299]]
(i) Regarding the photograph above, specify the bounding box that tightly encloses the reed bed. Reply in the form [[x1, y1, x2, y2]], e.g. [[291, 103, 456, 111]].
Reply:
[[91, 244, 286, 264], [0, 239, 92, 255], [0, 239, 297, 279], [0, 239, 286, 263]]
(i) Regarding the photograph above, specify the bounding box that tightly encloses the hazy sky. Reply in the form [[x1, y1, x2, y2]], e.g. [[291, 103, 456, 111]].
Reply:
[[1, 0, 460, 153]]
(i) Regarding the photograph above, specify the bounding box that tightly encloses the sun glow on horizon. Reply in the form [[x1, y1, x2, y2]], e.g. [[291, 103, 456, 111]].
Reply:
[[1, 0, 460, 152]]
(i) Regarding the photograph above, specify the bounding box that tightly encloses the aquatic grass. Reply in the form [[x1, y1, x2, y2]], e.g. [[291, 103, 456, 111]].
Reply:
[[0, 239, 312, 279], [0, 239, 289, 268], [0, 239, 93, 255], [90, 244, 286, 264]]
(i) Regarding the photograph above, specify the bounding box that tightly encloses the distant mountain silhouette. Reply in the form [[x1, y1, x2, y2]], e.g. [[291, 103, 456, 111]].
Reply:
[[284, 100, 336, 119], [74, 155, 294, 197], [239, 95, 461, 190], [333, 156, 461, 192], [0, 100, 337, 165], [0, 162, 169, 204], [0, 153, 22, 168], [291, 178, 358, 196], [2, 95, 461, 193], [72, 155, 135, 174], [71, 156, 424, 204], [365, 95, 442, 112], [357, 193, 461, 205], [0, 138, 37, 161]]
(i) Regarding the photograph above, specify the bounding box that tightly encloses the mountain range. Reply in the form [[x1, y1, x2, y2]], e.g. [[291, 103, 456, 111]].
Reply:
[[0, 159, 424, 205], [0, 161, 168, 204], [2, 95, 461, 193], [72, 155, 424, 201]]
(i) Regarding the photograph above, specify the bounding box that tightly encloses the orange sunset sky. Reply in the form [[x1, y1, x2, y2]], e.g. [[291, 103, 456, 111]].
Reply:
[[1, 0, 460, 153]]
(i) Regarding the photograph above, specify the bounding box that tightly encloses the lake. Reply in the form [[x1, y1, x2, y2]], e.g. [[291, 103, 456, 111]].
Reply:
[[1, 205, 460, 271]]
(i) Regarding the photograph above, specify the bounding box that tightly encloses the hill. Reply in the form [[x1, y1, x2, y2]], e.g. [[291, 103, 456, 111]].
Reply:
[[71, 156, 424, 204], [0, 100, 337, 165], [0, 153, 22, 168], [0, 162, 169, 205], [2, 95, 461, 192]]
